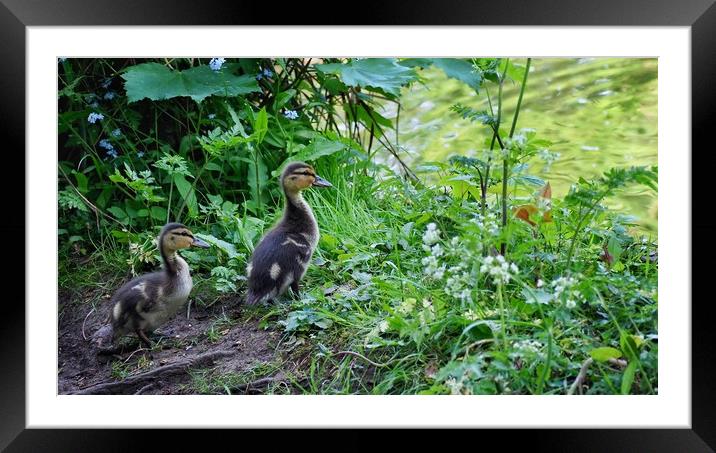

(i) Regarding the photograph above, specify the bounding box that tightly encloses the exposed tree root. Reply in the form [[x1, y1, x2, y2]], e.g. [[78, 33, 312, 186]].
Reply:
[[568, 357, 629, 395], [72, 350, 234, 395]]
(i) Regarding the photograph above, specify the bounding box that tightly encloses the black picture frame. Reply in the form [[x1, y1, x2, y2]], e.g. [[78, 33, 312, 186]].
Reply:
[[3, 0, 714, 449]]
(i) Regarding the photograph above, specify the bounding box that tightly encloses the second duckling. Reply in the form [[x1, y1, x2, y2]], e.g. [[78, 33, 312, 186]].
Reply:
[[245, 162, 332, 305], [94, 222, 209, 349]]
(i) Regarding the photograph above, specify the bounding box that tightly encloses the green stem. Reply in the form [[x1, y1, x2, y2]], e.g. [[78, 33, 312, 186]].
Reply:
[[565, 189, 609, 269], [516, 276, 554, 394], [500, 58, 532, 256], [166, 181, 173, 223], [497, 283, 508, 349]]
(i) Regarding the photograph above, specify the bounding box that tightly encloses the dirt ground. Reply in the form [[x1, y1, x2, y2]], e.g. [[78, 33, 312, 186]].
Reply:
[[58, 290, 283, 395]]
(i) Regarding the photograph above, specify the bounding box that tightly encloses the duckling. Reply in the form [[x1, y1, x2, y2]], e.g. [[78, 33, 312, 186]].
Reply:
[[245, 162, 332, 305], [93, 222, 209, 349]]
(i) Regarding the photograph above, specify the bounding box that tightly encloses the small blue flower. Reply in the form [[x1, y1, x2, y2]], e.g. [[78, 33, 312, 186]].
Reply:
[[207, 113, 216, 119], [106, 149, 118, 159], [283, 110, 299, 120], [98, 139, 114, 150], [137, 151, 145, 158], [111, 128, 122, 137], [209, 58, 226, 71], [87, 112, 104, 124], [101, 78, 113, 89], [104, 91, 116, 100], [256, 67, 273, 80]]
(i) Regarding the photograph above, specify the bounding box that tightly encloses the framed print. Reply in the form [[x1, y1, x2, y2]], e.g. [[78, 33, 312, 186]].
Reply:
[[3, 0, 715, 449]]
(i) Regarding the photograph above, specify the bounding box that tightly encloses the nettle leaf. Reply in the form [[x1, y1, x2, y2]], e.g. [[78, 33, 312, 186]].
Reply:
[[431, 58, 482, 91], [122, 62, 260, 103], [195, 233, 238, 259], [316, 58, 418, 96], [274, 137, 347, 176]]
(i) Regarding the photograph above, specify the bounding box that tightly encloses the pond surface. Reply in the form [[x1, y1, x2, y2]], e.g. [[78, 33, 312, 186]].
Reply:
[[387, 58, 658, 233]]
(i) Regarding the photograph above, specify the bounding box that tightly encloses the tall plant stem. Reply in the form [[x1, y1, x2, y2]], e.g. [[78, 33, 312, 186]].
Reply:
[[565, 189, 609, 270], [497, 283, 508, 350], [500, 58, 532, 256]]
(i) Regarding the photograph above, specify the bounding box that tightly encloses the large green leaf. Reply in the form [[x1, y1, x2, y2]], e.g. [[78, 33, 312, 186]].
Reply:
[[173, 174, 198, 217], [431, 59, 482, 91], [316, 59, 418, 96], [273, 137, 348, 177], [400, 58, 482, 91], [621, 361, 638, 394], [589, 347, 622, 363], [122, 62, 260, 103]]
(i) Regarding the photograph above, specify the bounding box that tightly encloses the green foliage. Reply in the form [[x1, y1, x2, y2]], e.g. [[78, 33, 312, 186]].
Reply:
[[316, 58, 418, 96], [122, 62, 260, 103], [58, 57, 658, 395]]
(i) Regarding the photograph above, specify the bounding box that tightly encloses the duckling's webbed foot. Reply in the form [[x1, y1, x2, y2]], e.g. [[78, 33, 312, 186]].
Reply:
[[135, 329, 153, 349], [289, 281, 301, 299]]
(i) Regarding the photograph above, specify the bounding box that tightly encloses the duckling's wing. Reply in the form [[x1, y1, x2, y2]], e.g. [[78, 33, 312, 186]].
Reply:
[[111, 273, 162, 318], [247, 230, 312, 303]]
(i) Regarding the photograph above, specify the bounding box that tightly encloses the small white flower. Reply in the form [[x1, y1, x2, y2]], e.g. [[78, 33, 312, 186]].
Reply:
[[422, 223, 440, 246], [464, 309, 480, 321], [536, 279, 544, 288], [431, 244, 444, 257], [378, 320, 389, 332], [480, 254, 518, 285]]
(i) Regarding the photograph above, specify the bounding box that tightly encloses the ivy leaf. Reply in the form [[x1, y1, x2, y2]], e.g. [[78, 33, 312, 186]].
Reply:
[[316, 58, 418, 96], [122, 62, 260, 103]]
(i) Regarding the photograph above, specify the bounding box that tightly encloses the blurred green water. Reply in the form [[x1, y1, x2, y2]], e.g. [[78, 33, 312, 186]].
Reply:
[[389, 58, 658, 233]]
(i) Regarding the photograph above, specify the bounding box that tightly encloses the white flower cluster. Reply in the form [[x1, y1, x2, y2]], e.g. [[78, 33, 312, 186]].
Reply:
[[550, 275, 584, 308], [512, 339, 544, 357], [470, 211, 500, 237], [422, 223, 440, 248], [538, 148, 561, 169], [445, 377, 464, 395], [480, 255, 519, 285], [417, 299, 436, 327], [421, 223, 447, 280], [444, 265, 472, 301]]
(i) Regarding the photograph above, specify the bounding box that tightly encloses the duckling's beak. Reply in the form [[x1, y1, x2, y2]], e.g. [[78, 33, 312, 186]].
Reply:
[[192, 237, 210, 248], [312, 175, 332, 188]]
